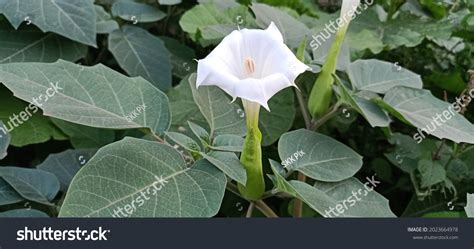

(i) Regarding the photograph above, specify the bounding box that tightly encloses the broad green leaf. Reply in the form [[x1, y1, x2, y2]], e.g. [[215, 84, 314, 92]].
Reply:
[[278, 129, 363, 182], [269, 164, 395, 217], [201, 151, 246, 185], [189, 74, 246, 137], [111, 1, 166, 23], [251, 3, 310, 48], [60, 137, 226, 217], [384, 133, 420, 173], [37, 149, 97, 191], [160, 36, 196, 78], [0, 121, 10, 159], [109, 26, 172, 91], [95, 5, 119, 34], [422, 211, 467, 218], [0, 20, 86, 63], [384, 86, 474, 144], [0, 60, 171, 134], [402, 192, 449, 217], [0, 209, 49, 217], [0, 0, 97, 47], [0, 90, 66, 147], [165, 132, 201, 152], [418, 159, 446, 188], [348, 59, 423, 94], [313, 177, 396, 217], [179, 3, 254, 46], [211, 134, 244, 152], [259, 88, 295, 146], [168, 76, 207, 129], [0, 178, 23, 205], [347, 29, 384, 54], [198, 0, 239, 9], [466, 193, 473, 218], [0, 167, 60, 205], [159, 0, 182, 5], [459, 147, 474, 178], [52, 119, 115, 149]]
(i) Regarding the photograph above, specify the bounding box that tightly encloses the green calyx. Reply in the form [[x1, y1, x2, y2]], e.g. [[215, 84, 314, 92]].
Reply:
[[238, 101, 265, 200], [307, 25, 348, 118]]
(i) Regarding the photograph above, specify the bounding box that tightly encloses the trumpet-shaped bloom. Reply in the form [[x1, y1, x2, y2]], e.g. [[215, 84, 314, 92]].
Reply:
[[196, 22, 309, 111]]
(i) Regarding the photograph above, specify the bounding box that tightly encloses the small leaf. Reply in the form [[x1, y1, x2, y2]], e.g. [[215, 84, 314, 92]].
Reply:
[[37, 149, 97, 191], [188, 121, 210, 146], [251, 3, 310, 48], [259, 88, 295, 146], [0, 121, 10, 159], [169, 76, 207, 128], [189, 74, 246, 136], [161, 36, 197, 78], [165, 132, 201, 152], [0, 90, 66, 147], [211, 134, 244, 152], [112, 1, 166, 23], [52, 119, 115, 149], [95, 5, 119, 34], [278, 129, 363, 182], [0, 178, 23, 206], [465, 193, 473, 218], [418, 159, 446, 188], [0, 167, 60, 205], [201, 151, 246, 185], [0, 209, 49, 217]]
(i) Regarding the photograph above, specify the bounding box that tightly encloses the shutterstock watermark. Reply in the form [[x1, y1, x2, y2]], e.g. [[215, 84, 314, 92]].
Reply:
[[413, 89, 474, 143], [17, 227, 110, 241], [112, 175, 168, 218], [0, 82, 62, 138], [324, 174, 380, 217], [309, 0, 374, 51]]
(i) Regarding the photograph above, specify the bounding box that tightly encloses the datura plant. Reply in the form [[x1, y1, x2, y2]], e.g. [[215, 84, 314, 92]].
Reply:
[[0, 0, 473, 218], [196, 22, 309, 200]]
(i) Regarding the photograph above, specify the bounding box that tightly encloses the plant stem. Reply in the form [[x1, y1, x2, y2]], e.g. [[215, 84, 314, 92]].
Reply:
[[246, 202, 255, 218], [293, 173, 306, 217], [310, 101, 342, 130], [226, 182, 241, 197], [295, 89, 312, 129], [254, 200, 278, 218]]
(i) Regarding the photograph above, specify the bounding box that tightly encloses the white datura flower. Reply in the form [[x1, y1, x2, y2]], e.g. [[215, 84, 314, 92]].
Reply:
[[196, 22, 309, 111]]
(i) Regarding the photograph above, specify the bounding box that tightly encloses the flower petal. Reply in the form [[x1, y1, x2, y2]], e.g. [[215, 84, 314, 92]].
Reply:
[[196, 22, 310, 110]]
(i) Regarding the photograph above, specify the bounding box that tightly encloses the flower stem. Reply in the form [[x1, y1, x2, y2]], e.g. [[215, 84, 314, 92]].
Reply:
[[255, 200, 278, 218], [238, 100, 265, 200]]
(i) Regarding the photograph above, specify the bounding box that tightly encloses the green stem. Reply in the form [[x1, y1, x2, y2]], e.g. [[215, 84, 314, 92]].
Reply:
[[255, 200, 278, 218], [293, 173, 306, 217], [238, 100, 265, 200]]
